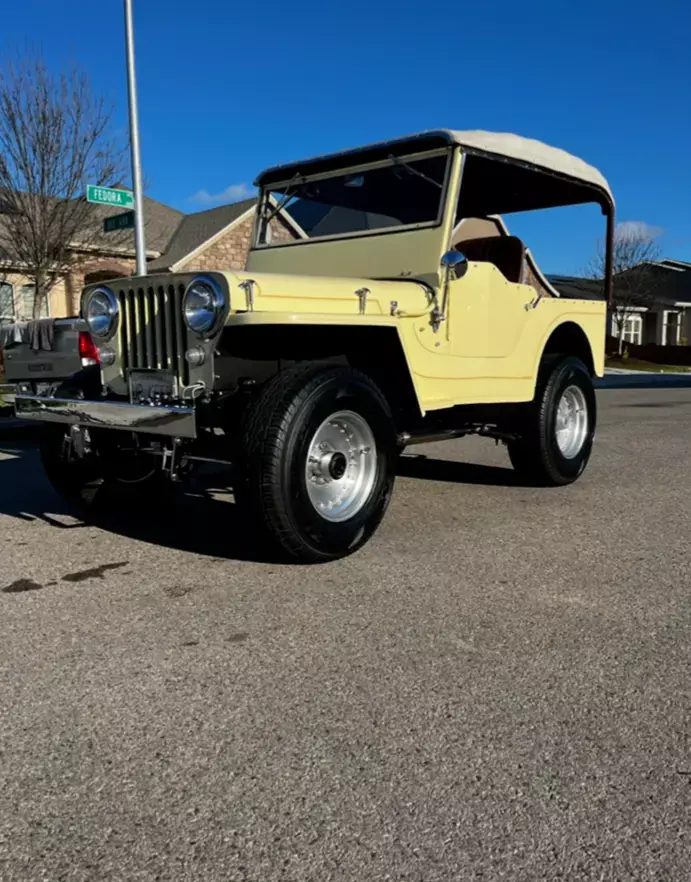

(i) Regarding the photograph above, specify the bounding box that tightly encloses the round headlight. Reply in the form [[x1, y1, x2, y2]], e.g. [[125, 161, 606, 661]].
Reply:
[[183, 277, 225, 335], [85, 287, 118, 339]]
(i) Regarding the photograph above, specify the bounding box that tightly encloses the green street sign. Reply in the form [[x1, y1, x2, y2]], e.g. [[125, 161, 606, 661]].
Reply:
[[104, 210, 135, 233], [87, 184, 135, 209]]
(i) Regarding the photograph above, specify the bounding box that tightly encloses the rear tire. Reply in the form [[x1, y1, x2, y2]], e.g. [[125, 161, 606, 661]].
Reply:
[[235, 362, 397, 563], [507, 355, 596, 486]]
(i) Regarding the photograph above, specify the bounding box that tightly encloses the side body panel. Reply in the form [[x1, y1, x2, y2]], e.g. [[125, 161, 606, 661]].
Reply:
[[407, 295, 604, 409], [224, 266, 605, 414], [407, 262, 605, 407]]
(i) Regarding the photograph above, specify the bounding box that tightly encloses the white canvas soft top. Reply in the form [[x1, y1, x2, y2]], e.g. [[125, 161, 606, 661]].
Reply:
[[257, 129, 613, 206], [445, 130, 612, 204]]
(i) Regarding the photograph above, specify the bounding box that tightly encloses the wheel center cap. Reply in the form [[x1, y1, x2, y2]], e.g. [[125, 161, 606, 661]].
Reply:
[[328, 452, 347, 480]]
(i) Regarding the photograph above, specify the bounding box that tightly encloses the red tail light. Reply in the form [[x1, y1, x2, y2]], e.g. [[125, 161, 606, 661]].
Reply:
[[79, 332, 100, 366]]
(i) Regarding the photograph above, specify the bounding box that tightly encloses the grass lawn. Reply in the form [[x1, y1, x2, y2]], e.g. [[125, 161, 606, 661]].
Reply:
[[606, 357, 691, 373]]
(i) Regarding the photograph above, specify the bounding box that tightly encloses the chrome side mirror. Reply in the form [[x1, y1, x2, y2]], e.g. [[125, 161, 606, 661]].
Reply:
[[441, 250, 468, 276], [432, 251, 468, 332]]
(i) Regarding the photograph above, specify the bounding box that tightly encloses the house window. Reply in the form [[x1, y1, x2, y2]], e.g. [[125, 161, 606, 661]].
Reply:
[[662, 311, 681, 346], [0, 282, 14, 320], [619, 314, 642, 345], [18, 284, 49, 320]]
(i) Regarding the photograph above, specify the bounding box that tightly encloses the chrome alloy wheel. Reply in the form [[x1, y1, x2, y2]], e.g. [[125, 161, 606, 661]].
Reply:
[[305, 410, 377, 522], [555, 385, 589, 459]]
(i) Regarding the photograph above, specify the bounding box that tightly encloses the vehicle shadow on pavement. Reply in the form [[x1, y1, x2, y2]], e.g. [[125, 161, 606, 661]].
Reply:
[[0, 441, 529, 562], [397, 453, 529, 487], [93, 491, 282, 563], [0, 442, 278, 563]]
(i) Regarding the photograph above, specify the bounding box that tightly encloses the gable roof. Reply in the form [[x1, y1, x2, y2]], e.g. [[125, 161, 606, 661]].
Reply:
[[148, 198, 256, 271], [547, 275, 605, 300], [549, 262, 691, 306], [0, 191, 258, 271], [617, 263, 691, 306], [0, 193, 184, 261]]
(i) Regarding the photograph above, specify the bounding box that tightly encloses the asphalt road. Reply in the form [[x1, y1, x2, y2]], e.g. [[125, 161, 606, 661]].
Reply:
[[1, 388, 690, 882]]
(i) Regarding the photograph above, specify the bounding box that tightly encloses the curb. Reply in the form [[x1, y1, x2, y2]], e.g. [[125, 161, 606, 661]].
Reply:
[[596, 375, 691, 390]]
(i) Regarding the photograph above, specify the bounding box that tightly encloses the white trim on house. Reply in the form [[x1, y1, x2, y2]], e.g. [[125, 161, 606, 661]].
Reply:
[[612, 305, 648, 313], [612, 312, 643, 345], [658, 258, 691, 271], [75, 242, 160, 259], [662, 309, 682, 346], [0, 241, 160, 277]]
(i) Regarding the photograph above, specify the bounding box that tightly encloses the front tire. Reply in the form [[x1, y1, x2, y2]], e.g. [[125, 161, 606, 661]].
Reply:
[[507, 355, 596, 486], [235, 363, 397, 563]]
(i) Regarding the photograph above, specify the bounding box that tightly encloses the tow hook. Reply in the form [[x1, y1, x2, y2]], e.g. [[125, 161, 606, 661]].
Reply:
[[161, 438, 185, 482], [67, 425, 90, 460]]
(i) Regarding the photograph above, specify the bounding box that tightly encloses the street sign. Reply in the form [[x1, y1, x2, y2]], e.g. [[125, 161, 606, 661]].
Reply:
[[87, 184, 135, 209], [104, 211, 135, 233]]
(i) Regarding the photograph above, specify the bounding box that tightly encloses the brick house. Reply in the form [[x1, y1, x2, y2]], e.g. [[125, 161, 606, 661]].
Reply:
[[0, 195, 299, 321]]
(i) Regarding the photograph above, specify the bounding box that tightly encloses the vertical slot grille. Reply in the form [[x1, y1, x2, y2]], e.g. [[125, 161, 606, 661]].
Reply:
[[116, 284, 188, 387]]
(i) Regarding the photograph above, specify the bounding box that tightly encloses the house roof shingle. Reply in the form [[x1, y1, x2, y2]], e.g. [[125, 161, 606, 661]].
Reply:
[[616, 263, 691, 306], [547, 274, 605, 300], [0, 191, 255, 269], [549, 263, 691, 306], [93, 196, 184, 254], [148, 198, 256, 270], [0, 193, 184, 261]]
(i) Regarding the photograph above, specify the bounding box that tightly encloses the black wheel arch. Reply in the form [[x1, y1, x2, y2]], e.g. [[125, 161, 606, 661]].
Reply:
[[540, 322, 596, 377], [218, 323, 422, 429]]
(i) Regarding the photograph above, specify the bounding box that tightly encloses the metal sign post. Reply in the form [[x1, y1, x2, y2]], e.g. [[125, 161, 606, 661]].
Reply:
[[124, 0, 147, 276]]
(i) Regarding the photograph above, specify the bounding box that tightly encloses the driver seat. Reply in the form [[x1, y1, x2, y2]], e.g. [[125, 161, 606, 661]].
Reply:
[[455, 235, 526, 284]]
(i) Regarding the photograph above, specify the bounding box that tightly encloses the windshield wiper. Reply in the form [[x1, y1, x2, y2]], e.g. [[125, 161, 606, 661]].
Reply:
[[388, 155, 443, 189], [262, 172, 305, 226]]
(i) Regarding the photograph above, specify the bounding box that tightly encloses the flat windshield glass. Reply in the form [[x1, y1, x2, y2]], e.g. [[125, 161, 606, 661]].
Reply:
[[257, 151, 448, 245]]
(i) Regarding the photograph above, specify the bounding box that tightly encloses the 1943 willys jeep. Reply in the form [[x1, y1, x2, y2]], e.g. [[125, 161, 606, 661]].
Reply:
[[16, 130, 614, 562]]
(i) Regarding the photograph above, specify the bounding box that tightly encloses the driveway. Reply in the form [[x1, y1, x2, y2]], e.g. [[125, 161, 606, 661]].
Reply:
[[1, 388, 690, 881]]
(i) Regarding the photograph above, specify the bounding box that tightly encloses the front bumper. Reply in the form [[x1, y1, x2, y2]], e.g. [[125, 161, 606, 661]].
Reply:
[[14, 395, 197, 439]]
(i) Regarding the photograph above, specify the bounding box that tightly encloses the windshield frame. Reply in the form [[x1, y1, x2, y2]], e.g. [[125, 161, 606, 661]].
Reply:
[[253, 147, 453, 250]]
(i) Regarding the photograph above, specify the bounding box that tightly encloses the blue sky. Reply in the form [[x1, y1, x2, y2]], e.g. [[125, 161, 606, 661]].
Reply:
[[2, 0, 690, 273]]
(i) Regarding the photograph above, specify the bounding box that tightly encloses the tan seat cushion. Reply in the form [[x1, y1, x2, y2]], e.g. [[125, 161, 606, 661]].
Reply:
[[455, 235, 526, 284]]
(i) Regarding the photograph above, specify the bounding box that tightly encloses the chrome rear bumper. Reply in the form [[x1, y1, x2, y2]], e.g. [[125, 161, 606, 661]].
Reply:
[[14, 395, 197, 439]]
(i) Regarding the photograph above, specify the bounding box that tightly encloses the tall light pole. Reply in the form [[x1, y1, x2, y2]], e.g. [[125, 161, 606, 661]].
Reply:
[[124, 0, 147, 276]]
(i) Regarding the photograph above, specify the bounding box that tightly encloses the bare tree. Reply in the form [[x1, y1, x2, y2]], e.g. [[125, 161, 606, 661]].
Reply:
[[0, 52, 125, 318], [586, 224, 663, 355]]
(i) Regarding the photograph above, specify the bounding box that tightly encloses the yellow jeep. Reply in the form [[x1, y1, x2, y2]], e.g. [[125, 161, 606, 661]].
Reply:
[[17, 129, 614, 562]]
